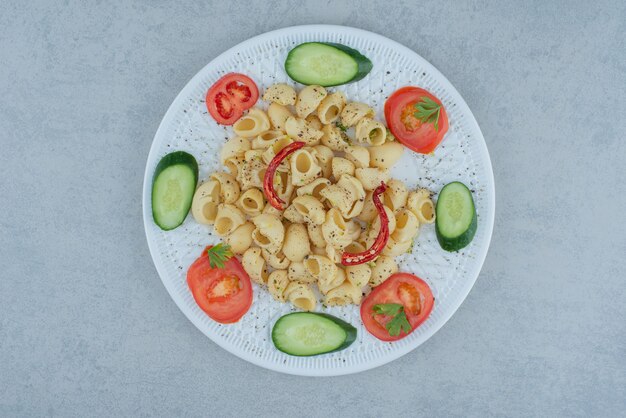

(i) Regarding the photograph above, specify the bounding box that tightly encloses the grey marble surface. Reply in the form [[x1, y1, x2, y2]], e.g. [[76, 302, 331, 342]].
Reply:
[[1, 1, 625, 417]]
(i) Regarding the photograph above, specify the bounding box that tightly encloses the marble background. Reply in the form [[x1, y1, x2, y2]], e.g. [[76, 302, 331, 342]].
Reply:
[[1, 1, 624, 417]]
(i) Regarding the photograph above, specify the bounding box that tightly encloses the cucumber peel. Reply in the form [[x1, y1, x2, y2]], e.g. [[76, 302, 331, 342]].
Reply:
[[272, 312, 357, 356], [285, 42, 373, 87], [435, 182, 477, 251], [151, 151, 198, 231]]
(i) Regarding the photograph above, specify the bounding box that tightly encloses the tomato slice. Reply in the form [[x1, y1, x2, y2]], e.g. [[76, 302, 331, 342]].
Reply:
[[205, 73, 259, 125], [384, 87, 449, 154], [360, 273, 434, 341], [186, 247, 253, 323]]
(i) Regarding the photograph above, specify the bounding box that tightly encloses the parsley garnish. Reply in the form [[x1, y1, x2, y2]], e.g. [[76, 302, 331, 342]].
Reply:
[[335, 121, 348, 132], [207, 243, 233, 269], [386, 128, 396, 141], [373, 303, 412, 336], [413, 96, 442, 131]]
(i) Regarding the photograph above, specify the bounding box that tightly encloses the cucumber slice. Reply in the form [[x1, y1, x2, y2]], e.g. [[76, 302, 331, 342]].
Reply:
[[272, 312, 357, 356], [435, 182, 477, 252], [151, 151, 198, 231], [285, 42, 373, 87]]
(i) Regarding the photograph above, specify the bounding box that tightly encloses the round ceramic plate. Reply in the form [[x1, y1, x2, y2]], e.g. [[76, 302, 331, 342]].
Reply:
[[142, 25, 495, 376]]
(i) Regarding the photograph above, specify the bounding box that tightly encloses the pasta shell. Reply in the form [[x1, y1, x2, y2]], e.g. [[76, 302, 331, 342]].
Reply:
[[296, 85, 327, 118], [263, 83, 297, 106], [233, 108, 271, 138]]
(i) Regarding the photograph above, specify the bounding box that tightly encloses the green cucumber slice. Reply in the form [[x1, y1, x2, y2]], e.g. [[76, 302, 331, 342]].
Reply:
[[435, 182, 477, 252], [285, 42, 373, 87], [272, 312, 357, 356], [151, 151, 198, 231]]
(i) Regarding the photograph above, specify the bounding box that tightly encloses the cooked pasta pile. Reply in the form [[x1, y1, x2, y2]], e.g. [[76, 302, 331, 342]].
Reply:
[[191, 83, 436, 311]]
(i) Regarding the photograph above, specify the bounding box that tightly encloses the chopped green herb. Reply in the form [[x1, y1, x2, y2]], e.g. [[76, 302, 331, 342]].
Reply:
[[386, 128, 396, 141], [373, 303, 403, 316], [373, 303, 412, 336], [207, 243, 233, 269], [335, 121, 348, 132], [413, 96, 442, 131], [407, 232, 420, 254]]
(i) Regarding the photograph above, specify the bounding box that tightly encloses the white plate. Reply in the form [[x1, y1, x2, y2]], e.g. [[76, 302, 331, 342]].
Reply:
[[142, 25, 495, 376]]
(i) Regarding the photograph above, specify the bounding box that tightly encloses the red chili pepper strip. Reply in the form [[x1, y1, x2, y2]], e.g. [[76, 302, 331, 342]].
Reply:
[[263, 141, 306, 210], [342, 182, 389, 266]]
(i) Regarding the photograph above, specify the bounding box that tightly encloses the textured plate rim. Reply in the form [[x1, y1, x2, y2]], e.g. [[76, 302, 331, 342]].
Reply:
[[142, 24, 495, 376]]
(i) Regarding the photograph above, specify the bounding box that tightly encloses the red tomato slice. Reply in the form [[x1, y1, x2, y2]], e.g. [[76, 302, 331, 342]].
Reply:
[[205, 73, 259, 125], [360, 273, 434, 341], [186, 247, 253, 324], [385, 87, 449, 154]]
